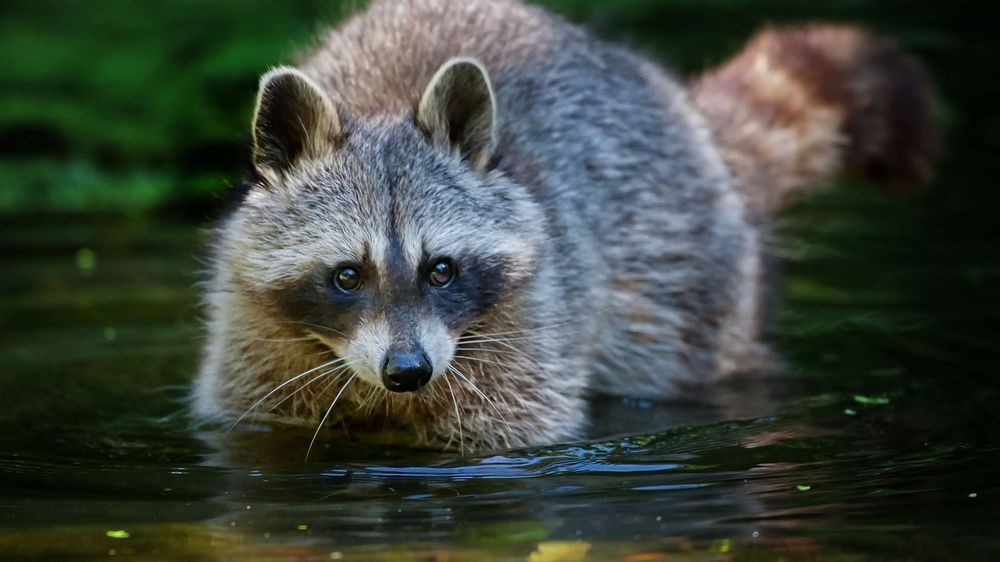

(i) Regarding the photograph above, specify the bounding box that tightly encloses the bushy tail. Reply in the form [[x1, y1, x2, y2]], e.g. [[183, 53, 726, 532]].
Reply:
[[689, 24, 937, 214]]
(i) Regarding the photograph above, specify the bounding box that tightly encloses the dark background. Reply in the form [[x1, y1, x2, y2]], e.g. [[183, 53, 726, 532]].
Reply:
[[1, 0, 994, 218]]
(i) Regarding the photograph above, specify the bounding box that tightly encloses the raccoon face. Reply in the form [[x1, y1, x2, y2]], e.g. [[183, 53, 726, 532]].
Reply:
[[228, 59, 543, 393]]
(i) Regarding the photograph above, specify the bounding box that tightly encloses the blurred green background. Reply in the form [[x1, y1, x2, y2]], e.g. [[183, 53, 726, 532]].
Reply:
[[1, 0, 993, 217]]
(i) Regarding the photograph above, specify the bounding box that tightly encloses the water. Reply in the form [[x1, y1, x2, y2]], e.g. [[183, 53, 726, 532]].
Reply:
[[2, 180, 999, 561]]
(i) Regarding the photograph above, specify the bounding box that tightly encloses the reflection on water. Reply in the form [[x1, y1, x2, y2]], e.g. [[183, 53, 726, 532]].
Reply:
[[1, 200, 998, 561]]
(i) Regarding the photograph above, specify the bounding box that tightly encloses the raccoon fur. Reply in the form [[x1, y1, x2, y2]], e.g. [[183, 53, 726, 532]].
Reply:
[[193, 0, 936, 452]]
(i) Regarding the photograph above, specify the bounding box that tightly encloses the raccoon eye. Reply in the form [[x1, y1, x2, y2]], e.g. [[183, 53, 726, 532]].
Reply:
[[332, 266, 362, 293], [429, 258, 455, 288]]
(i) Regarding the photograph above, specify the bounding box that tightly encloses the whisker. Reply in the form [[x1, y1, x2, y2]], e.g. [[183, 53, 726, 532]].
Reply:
[[456, 336, 542, 345], [453, 336, 531, 359], [245, 336, 322, 343], [459, 304, 616, 341], [226, 357, 347, 432], [282, 371, 349, 429], [454, 344, 545, 366], [458, 361, 516, 415], [365, 387, 384, 416], [454, 346, 527, 356], [453, 354, 512, 369], [443, 374, 465, 456], [305, 371, 358, 461], [428, 384, 449, 409], [447, 365, 513, 435], [285, 320, 348, 338], [268, 364, 351, 413], [460, 319, 585, 339], [354, 385, 377, 413]]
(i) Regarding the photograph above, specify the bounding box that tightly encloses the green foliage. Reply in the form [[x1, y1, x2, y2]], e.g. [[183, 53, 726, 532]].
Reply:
[[0, 0, 342, 211], [0, 0, 970, 212]]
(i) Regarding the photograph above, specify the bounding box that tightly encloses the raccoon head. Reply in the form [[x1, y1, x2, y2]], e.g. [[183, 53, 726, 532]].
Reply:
[[228, 58, 544, 395]]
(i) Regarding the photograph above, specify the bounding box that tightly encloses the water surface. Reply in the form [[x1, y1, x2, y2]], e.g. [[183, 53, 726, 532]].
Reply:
[[2, 185, 999, 561]]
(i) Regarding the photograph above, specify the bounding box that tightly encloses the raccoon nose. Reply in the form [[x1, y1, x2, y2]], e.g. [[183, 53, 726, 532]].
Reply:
[[381, 350, 432, 392]]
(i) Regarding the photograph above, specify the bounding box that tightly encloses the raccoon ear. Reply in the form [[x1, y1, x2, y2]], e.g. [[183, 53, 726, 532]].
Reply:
[[251, 66, 341, 176], [417, 57, 498, 172]]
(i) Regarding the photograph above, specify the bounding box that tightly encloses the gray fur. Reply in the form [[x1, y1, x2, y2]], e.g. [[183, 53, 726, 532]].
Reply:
[[194, 0, 931, 451]]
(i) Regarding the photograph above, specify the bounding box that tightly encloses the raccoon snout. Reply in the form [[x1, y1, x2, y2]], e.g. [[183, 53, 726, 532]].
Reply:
[[381, 348, 433, 392]]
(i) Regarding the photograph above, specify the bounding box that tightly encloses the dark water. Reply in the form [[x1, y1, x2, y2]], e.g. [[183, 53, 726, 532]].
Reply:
[[3, 0, 1000, 560], [2, 185, 999, 561]]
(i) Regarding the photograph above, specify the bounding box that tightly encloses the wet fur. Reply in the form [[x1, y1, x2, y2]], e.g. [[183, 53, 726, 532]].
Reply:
[[194, 0, 935, 451]]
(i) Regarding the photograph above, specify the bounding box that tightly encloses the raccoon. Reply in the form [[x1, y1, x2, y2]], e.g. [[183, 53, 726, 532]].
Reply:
[[193, 0, 935, 452]]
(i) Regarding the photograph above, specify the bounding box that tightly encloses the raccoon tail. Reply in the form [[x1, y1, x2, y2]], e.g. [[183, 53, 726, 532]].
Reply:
[[689, 24, 937, 215]]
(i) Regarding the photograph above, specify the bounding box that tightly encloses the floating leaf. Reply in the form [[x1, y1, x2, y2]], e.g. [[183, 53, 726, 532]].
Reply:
[[853, 395, 890, 406], [711, 538, 732, 553], [105, 530, 129, 539], [622, 553, 670, 562], [75, 247, 97, 272], [527, 541, 591, 562]]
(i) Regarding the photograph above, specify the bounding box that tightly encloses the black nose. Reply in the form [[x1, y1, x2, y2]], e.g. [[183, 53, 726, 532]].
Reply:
[[381, 350, 432, 392]]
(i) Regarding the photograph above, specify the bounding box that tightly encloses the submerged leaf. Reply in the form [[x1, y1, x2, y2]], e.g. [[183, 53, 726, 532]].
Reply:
[[528, 541, 591, 562], [853, 395, 890, 406]]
